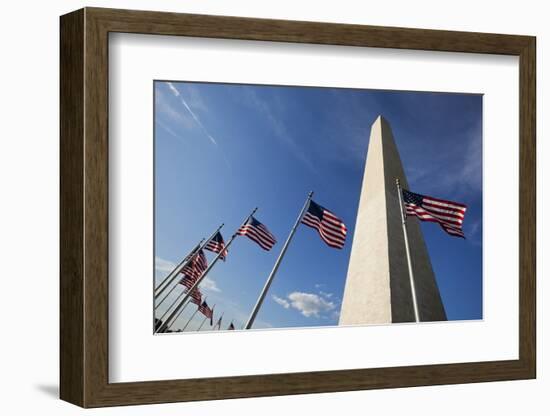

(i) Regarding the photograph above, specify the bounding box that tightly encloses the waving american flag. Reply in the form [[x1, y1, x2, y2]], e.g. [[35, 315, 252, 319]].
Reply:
[[205, 231, 228, 260], [180, 249, 208, 280], [402, 189, 467, 238], [237, 216, 277, 251], [301, 200, 347, 249]]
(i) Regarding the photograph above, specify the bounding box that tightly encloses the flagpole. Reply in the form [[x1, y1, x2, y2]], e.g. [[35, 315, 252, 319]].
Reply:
[[196, 316, 208, 331], [155, 279, 183, 310], [156, 290, 191, 325], [154, 238, 205, 297], [155, 223, 223, 300], [244, 191, 314, 330], [166, 297, 196, 332], [396, 178, 420, 323], [157, 208, 258, 333], [180, 305, 201, 331]]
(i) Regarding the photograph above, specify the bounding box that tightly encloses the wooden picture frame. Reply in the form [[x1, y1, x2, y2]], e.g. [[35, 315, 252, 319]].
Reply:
[[60, 7, 536, 408]]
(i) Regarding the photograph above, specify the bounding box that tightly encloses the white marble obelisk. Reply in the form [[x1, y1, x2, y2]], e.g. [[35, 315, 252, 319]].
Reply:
[[339, 116, 446, 325]]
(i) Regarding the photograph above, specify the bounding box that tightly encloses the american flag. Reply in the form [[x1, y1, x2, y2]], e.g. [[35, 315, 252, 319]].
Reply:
[[228, 322, 235, 330], [209, 306, 215, 326], [205, 231, 228, 260], [237, 216, 277, 251], [189, 288, 202, 305], [181, 249, 208, 280], [301, 200, 347, 249], [402, 189, 467, 238], [214, 315, 223, 330], [198, 300, 213, 319], [178, 274, 196, 290]]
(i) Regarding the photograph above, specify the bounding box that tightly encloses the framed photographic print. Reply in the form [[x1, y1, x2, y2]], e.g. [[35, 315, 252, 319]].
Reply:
[[60, 7, 536, 408]]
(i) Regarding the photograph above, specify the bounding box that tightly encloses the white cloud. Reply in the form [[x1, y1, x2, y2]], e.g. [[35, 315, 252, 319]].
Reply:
[[166, 82, 181, 97], [201, 277, 221, 293], [288, 291, 336, 318], [272, 294, 290, 309], [155, 256, 175, 273], [272, 289, 339, 318], [155, 88, 195, 130], [165, 82, 218, 146]]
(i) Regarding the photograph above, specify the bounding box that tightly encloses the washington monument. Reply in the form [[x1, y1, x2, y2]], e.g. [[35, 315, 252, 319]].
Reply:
[[339, 116, 447, 325]]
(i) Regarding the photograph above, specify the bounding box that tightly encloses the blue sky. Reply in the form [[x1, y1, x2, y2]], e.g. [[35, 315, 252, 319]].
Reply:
[[154, 81, 482, 332]]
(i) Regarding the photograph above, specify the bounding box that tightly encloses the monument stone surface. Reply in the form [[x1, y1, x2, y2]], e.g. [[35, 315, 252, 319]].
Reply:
[[339, 116, 447, 325]]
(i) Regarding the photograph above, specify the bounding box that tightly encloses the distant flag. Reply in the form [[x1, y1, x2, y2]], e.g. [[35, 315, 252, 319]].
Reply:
[[214, 314, 223, 330], [205, 231, 228, 260], [189, 288, 202, 306], [228, 322, 235, 330], [237, 216, 277, 251], [198, 301, 213, 321], [402, 189, 467, 238], [209, 306, 215, 326], [301, 200, 347, 249], [181, 249, 208, 279]]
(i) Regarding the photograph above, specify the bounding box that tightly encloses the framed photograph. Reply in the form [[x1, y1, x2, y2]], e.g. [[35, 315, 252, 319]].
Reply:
[[60, 7, 536, 408]]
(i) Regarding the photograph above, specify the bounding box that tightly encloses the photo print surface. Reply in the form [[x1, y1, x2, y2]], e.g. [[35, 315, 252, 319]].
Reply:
[[153, 81, 482, 334]]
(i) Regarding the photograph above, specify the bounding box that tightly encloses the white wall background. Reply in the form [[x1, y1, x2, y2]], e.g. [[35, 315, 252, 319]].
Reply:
[[0, 0, 545, 414]]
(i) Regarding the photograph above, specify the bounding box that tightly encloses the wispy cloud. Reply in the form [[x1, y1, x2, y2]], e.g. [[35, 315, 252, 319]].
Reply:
[[155, 256, 176, 273], [156, 118, 180, 140], [166, 82, 218, 146], [238, 87, 316, 171], [155, 88, 195, 132], [272, 294, 290, 309], [272, 291, 336, 318], [465, 218, 482, 246], [200, 277, 221, 293]]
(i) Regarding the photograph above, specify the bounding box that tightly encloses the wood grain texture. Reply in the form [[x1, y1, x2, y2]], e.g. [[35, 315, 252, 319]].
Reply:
[[59, 8, 84, 406], [59, 7, 537, 408]]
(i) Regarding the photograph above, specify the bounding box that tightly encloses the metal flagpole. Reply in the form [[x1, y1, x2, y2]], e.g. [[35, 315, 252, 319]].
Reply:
[[155, 224, 223, 300], [197, 305, 215, 331], [396, 178, 420, 322], [154, 238, 205, 296], [196, 316, 208, 331], [167, 296, 207, 332], [244, 191, 314, 330], [155, 279, 182, 310], [180, 304, 201, 331], [155, 225, 224, 311], [166, 301, 191, 332], [157, 208, 257, 333], [156, 291, 191, 326]]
